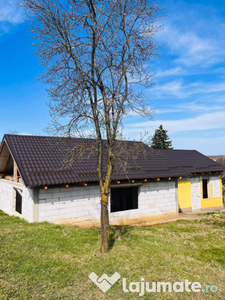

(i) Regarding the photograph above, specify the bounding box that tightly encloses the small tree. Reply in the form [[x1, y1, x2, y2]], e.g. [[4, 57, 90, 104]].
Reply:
[[20, 0, 163, 252], [151, 125, 173, 149]]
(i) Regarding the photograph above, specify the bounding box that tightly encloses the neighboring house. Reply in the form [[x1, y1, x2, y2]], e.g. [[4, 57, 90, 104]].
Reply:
[[0, 135, 224, 226]]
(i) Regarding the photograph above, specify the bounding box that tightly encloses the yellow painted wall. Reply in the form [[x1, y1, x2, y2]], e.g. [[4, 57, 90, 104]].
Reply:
[[178, 181, 192, 210], [201, 178, 223, 209]]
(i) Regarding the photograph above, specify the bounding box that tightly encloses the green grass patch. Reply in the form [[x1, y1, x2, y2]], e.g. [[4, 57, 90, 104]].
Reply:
[[204, 212, 225, 219], [0, 210, 224, 299]]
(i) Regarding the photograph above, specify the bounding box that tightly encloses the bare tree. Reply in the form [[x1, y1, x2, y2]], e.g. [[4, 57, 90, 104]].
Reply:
[[20, 0, 163, 252]]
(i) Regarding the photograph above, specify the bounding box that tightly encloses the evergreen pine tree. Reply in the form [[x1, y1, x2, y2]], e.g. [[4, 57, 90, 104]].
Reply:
[[151, 125, 173, 149]]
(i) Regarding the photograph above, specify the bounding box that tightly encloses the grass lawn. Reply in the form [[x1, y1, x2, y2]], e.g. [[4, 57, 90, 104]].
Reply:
[[0, 210, 225, 299]]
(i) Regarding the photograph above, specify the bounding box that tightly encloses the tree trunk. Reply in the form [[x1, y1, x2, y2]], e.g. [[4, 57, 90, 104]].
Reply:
[[100, 193, 110, 252]]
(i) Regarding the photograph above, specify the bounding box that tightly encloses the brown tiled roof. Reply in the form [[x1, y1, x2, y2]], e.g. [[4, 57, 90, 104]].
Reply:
[[157, 149, 225, 174], [2, 135, 191, 187]]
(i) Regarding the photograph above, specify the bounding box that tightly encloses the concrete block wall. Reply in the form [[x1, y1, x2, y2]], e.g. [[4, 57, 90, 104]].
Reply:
[[190, 175, 222, 211], [0, 179, 14, 215], [137, 180, 177, 214], [1, 175, 222, 226], [191, 177, 201, 210], [210, 176, 221, 198], [0, 179, 35, 222], [109, 181, 177, 225], [22, 188, 36, 223], [38, 185, 101, 225], [38, 181, 178, 226]]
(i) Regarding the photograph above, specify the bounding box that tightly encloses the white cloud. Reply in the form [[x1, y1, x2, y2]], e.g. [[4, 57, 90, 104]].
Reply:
[[155, 103, 225, 115], [150, 80, 225, 99], [123, 111, 225, 154], [151, 79, 185, 98], [125, 1, 225, 155], [0, 0, 24, 24], [155, 0, 225, 71], [126, 111, 225, 135], [156, 108, 182, 114], [152, 2, 225, 80], [157, 23, 225, 67], [18, 132, 32, 136], [178, 103, 225, 113], [173, 136, 225, 156], [155, 65, 225, 79], [213, 95, 225, 103], [0, 0, 24, 35], [156, 67, 183, 77]]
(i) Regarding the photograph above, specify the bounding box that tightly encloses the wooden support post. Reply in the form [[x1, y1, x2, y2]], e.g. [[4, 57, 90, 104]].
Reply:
[[14, 162, 18, 183]]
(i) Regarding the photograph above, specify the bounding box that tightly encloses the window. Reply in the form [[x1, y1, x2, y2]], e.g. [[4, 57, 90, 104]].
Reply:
[[202, 179, 209, 199], [15, 189, 22, 214], [111, 187, 138, 212]]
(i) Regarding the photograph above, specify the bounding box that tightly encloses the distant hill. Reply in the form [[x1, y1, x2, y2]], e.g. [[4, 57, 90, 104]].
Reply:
[[208, 155, 225, 162]]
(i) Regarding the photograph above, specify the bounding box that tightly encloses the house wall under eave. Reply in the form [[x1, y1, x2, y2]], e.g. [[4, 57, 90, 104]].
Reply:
[[38, 185, 101, 226], [0, 179, 36, 222], [191, 178, 201, 211], [38, 181, 178, 226], [200, 175, 223, 210], [190, 175, 223, 211]]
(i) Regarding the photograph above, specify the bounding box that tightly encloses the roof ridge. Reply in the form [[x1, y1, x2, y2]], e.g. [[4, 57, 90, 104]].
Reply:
[[3, 134, 143, 144]]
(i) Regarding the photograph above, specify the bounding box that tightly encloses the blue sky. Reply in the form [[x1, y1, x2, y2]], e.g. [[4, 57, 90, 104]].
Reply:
[[0, 0, 225, 155]]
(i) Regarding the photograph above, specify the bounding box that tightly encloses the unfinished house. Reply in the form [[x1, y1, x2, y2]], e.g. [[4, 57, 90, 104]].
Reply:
[[0, 135, 224, 226]]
